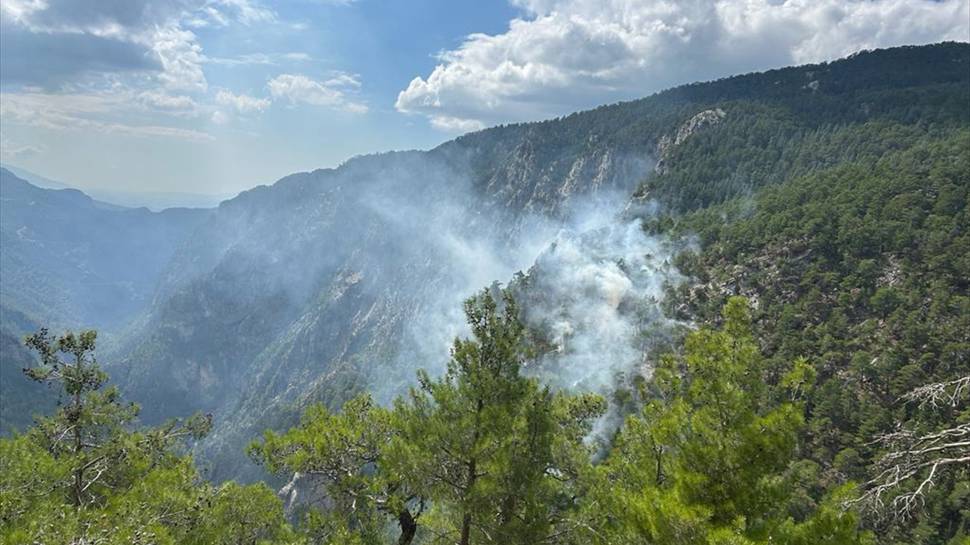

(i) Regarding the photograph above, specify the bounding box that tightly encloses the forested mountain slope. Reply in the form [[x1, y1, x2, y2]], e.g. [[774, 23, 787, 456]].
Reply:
[[99, 42, 969, 482], [1, 43, 967, 522], [0, 169, 209, 432], [655, 133, 969, 543], [0, 168, 210, 331], [1, 42, 968, 544]]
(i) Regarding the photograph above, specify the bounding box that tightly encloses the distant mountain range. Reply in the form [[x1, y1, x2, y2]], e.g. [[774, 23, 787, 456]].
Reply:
[[0, 167, 214, 432], [2, 41, 968, 499], [0, 163, 232, 210]]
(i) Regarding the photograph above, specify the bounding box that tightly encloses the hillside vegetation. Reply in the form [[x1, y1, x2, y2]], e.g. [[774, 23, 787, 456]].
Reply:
[[1, 43, 968, 544]]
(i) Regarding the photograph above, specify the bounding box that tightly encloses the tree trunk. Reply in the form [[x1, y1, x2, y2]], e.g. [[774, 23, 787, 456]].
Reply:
[[460, 511, 473, 545], [397, 509, 417, 545], [459, 457, 478, 545], [460, 399, 484, 545], [72, 355, 83, 507]]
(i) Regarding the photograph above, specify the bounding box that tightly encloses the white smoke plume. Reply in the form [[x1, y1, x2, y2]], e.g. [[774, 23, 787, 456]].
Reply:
[[519, 214, 684, 393], [371, 176, 687, 409]]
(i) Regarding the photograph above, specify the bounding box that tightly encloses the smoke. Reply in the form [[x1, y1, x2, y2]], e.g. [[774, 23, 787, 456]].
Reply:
[[362, 158, 686, 410], [357, 158, 564, 402], [133, 143, 685, 470], [519, 213, 683, 393]]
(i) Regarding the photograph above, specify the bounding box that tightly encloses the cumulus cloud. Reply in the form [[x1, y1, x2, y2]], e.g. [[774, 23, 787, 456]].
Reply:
[[148, 24, 208, 92], [0, 0, 276, 90], [0, 0, 299, 143], [397, 0, 970, 130], [0, 19, 161, 87], [267, 73, 368, 113], [215, 89, 271, 114]]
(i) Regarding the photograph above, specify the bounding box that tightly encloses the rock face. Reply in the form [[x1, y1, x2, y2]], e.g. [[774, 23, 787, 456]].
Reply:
[[654, 108, 726, 174]]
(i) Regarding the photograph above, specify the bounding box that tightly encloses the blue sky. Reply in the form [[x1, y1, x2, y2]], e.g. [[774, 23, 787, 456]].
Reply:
[[1, 0, 967, 196]]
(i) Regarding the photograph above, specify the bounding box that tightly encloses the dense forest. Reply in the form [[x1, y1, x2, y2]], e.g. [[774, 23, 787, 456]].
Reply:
[[2, 293, 878, 544], [2, 43, 968, 543]]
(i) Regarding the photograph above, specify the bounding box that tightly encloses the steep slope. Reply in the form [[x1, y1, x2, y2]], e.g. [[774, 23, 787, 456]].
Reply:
[[0, 307, 57, 434], [113, 145, 652, 479], [0, 169, 211, 331], [660, 131, 970, 545], [104, 43, 969, 481], [0, 169, 210, 431]]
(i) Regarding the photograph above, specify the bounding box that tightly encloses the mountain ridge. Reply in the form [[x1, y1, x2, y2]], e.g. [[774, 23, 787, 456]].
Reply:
[[2, 42, 967, 486], [0, 163, 232, 211]]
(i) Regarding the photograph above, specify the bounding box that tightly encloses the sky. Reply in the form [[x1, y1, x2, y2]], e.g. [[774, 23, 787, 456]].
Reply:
[[1, 0, 968, 197]]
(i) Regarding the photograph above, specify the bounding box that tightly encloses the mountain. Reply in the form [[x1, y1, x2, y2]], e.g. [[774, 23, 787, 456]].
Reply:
[[0, 168, 211, 331], [2, 41, 968, 543], [100, 42, 968, 482], [0, 164, 72, 190], [2, 42, 968, 523], [0, 168, 211, 431], [0, 163, 232, 210], [112, 145, 653, 478], [652, 130, 969, 545]]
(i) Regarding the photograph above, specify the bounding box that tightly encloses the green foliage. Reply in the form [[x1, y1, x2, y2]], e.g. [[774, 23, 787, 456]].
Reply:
[[577, 298, 871, 545], [252, 289, 607, 545], [4, 43, 969, 545], [251, 293, 885, 545], [0, 329, 296, 544], [387, 290, 606, 545], [250, 394, 399, 544], [665, 132, 970, 543]]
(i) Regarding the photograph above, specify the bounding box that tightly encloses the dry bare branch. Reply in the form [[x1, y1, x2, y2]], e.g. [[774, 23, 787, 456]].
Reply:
[[849, 376, 970, 521], [901, 375, 970, 409]]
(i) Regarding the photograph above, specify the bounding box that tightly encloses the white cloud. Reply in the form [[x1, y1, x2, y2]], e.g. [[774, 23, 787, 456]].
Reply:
[[0, 0, 293, 143], [139, 91, 197, 112], [215, 0, 276, 25], [0, 91, 214, 142], [267, 73, 368, 113], [430, 115, 486, 133], [1, 0, 279, 92], [147, 23, 208, 92], [216, 89, 271, 113], [397, 0, 970, 130], [206, 51, 313, 66], [211, 110, 231, 125], [0, 0, 47, 23]]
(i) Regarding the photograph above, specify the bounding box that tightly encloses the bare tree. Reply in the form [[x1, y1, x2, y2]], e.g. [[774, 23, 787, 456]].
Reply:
[[901, 375, 970, 409], [851, 375, 970, 520]]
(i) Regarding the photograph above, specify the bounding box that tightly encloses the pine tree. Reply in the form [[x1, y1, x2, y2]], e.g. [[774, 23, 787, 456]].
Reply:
[[250, 393, 417, 545], [386, 289, 605, 545], [252, 289, 606, 545], [1, 329, 295, 544], [580, 298, 873, 545]]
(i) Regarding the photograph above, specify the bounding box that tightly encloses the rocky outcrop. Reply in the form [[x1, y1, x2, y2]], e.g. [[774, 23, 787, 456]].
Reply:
[[655, 108, 726, 174]]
